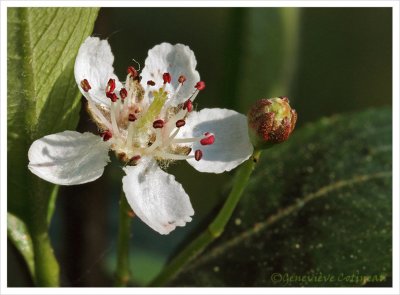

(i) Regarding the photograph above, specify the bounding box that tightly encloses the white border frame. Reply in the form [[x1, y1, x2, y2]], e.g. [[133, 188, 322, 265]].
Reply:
[[1, 1, 399, 295]]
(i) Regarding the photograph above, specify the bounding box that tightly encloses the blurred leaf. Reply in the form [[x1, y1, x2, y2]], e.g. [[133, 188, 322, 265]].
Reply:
[[294, 9, 392, 123], [105, 247, 167, 286], [7, 8, 99, 284], [171, 108, 392, 287], [7, 213, 35, 280], [223, 8, 300, 112]]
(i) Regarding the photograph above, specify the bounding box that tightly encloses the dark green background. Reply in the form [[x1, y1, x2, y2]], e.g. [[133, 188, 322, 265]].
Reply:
[[8, 7, 392, 286]]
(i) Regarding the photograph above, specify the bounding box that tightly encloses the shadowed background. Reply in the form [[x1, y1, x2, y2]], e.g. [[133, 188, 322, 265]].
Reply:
[[8, 7, 392, 286]]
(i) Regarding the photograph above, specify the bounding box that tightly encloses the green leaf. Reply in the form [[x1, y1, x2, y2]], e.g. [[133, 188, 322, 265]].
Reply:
[[7, 213, 35, 281], [222, 8, 300, 111], [171, 108, 392, 287], [7, 8, 99, 286]]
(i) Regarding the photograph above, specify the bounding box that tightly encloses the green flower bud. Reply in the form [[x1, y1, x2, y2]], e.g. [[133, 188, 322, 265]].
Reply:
[[247, 97, 297, 149]]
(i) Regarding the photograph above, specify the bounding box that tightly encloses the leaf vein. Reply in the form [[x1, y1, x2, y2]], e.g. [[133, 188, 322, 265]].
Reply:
[[190, 171, 392, 269]]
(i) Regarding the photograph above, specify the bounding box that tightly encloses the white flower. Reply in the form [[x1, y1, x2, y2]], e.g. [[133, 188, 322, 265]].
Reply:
[[28, 37, 254, 235]]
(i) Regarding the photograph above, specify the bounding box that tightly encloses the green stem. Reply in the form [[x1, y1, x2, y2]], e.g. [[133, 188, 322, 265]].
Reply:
[[31, 233, 59, 286], [28, 177, 59, 286], [114, 192, 133, 287], [149, 149, 262, 286]]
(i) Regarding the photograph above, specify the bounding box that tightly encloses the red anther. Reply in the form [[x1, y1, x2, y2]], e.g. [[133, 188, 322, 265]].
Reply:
[[131, 155, 141, 162], [80, 79, 91, 92], [163, 72, 171, 84], [106, 92, 118, 102], [153, 119, 164, 129], [120, 88, 127, 100], [200, 134, 215, 146], [128, 155, 141, 166], [147, 80, 156, 86], [195, 149, 203, 161], [101, 130, 112, 141], [183, 99, 193, 112], [178, 75, 187, 84], [195, 81, 206, 90], [128, 113, 137, 122], [204, 132, 210, 136], [176, 119, 186, 128], [127, 66, 138, 78], [106, 78, 116, 93]]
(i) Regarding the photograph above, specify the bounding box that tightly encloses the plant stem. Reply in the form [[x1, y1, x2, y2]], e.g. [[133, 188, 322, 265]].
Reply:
[[114, 192, 133, 287], [149, 149, 262, 286], [31, 233, 59, 286], [28, 176, 59, 286]]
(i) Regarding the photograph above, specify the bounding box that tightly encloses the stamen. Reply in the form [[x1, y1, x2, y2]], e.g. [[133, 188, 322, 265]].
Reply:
[[176, 119, 186, 128], [101, 130, 112, 141], [188, 81, 205, 102], [106, 92, 118, 102], [183, 99, 193, 112], [127, 121, 136, 147], [80, 79, 91, 92], [190, 90, 200, 102], [163, 73, 171, 84], [171, 76, 184, 101], [153, 119, 164, 129], [195, 81, 206, 90], [154, 151, 194, 161], [110, 103, 120, 136], [131, 155, 141, 161], [106, 79, 116, 93], [163, 109, 186, 139], [127, 155, 141, 166], [127, 66, 138, 79], [200, 133, 215, 145], [195, 149, 203, 161], [178, 75, 186, 84], [128, 113, 137, 122], [171, 137, 200, 144], [120, 88, 127, 100], [147, 80, 156, 86], [168, 128, 180, 140]]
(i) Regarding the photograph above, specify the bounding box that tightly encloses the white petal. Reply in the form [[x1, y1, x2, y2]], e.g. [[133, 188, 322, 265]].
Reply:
[[74, 37, 122, 106], [28, 131, 110, 185], [181, 108, 254, 173], [122, 160, 194, 235], [140, 43, 200, 106]]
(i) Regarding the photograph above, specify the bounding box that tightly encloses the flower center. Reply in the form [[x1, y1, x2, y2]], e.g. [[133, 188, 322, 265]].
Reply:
[[80, 67, 211, 166]]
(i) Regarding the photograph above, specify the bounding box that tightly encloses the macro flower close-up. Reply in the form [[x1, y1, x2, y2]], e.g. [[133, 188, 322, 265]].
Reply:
[[4, 4, 395, 292], [28, 37, 253, 235]]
